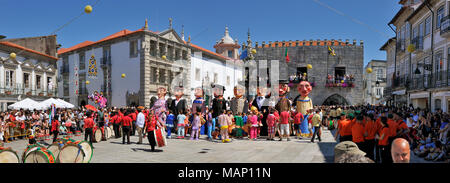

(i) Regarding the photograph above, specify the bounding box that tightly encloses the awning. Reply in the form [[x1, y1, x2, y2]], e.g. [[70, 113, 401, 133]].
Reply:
[[392, 89, 406, 95], [410, 92, 429, 99]]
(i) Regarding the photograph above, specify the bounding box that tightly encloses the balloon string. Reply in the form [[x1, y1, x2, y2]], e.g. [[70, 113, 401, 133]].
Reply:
[[0, 0, 101, 58]]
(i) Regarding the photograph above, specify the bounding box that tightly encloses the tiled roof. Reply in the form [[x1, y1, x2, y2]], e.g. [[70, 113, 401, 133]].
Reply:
[[57, 29, 145, 55], [0, 41, 59, 60], [190, 43, 231, 61]]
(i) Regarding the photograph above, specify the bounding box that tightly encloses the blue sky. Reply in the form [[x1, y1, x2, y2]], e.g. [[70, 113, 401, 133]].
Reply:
[[1, 0, 400, 66]]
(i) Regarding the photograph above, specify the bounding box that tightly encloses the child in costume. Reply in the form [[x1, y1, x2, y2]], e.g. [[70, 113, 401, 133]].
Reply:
[[176, 112, 187, 139], [190, 111, 201, 140], [218, 110, 231, 143], [166, 110, 175, 139]]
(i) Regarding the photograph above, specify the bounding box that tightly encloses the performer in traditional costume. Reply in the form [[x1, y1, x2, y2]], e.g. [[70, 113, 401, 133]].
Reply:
[[293, 80, 314, 138], [251, 85, 271, 137], [151, 87, 168, 128], [211, 84, 227, 140], [191, 87, 207, 135], [275, 80, 291, 140], [170, 85, 187, 118]]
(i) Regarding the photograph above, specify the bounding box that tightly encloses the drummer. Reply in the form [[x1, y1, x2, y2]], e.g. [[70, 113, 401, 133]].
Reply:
[[84, 111, 95, 149], [144, 110, 163, 152]]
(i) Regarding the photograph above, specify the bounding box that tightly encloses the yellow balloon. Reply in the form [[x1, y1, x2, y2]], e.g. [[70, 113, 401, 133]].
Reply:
[[251, 49, 257, 54], [307, 64, 312, 69], [9, 52, 16, 59], [407, 44, 415, 53], [86, 80, 90, 85], [84, 5, 92, 14], [366, 68, 373, 73], [341, 80, 344, 83], [121, 73, 126, 78], [162, 55, 167, 60]]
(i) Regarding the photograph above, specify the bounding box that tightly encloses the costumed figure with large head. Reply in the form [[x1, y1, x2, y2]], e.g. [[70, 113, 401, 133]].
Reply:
[[151, 86, 168, 127], [251, 84, 271, 136], [210, 84, 227, 138], [293, 79, 313, 138], [170, 84, 187, 117], [274, 79, 292, 136]]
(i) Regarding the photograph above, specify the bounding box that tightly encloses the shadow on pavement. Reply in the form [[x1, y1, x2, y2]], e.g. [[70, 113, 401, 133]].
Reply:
[[131, 148, 163, 153]]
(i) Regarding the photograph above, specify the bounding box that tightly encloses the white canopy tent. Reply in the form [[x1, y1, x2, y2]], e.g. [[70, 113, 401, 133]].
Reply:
[[7, 98, 40, 110], [56, 99, 75, 109], [34, 98, 67, 110]]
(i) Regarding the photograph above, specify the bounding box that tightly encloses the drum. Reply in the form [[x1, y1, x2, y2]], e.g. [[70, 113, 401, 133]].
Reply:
[[73, 141, 93, 163], [0, 148, 20, 163], [22, 144, 44, 162], [74, 131, 81, 136], [105, 126, 112, 139], [47, 143, 62, 162], [110, 126, 115, 138], [93, 129, 102, 143], [23, 147, 55, 163], [153, 128, 167, 147], [58, 143, 84, 163]]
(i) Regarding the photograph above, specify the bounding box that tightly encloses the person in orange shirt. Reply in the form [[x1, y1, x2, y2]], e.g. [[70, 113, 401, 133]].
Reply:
[[334, 113, 353, 142], [376, 116, 390, 163], [395, 112, 409, 140], [386, 113, 398, 163], [363, 113, 378, 161], [352, 115, 365, 151]]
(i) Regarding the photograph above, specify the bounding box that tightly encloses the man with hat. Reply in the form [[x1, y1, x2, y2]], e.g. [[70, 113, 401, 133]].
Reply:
[[170, 85, 187, 119], [251, 84, 271, 137], [334, 141, 369, 163], [275, 79, 292, 140], [211, 84, 227, 140]]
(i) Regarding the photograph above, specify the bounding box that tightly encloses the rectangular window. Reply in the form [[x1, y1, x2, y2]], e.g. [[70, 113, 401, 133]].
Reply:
[[376, 69, 383, 81], [182, 50, 188, 60], [214, 73, 218, 83], [435, 52, 443, 81], [195, 68, 200, 81], [150, 40, 157, 57], [130, 40, 138, 57], [228, 50, 233, 58], [376, 88, 381, 96], [437, 6, 444, 29], [419, 21, 424, 37], [159, 69, 165, 83], [79, 52, 85, 70], [152, 67, 157, 83], [425, 16, 431, 36], [227, 75, 230, 86], [36, 75, 41, 89], [6, 70, 13, 88], [23, 73, 30, 88]]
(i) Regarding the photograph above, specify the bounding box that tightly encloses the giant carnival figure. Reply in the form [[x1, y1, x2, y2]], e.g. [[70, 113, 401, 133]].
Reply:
[[275, 80, 292, 139], [151, 87, 168, 127], [88, 91, 107, 108], [170, 85, 187, 117], [293, 80, 314, 138], [191, 86, 207, 135], [251, 85, 271, 136], [211, 84, 227, 140]]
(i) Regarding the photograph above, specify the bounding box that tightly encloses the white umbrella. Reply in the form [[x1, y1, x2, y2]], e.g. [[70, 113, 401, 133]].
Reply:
[[8, 98, 40, 110], [56, 99, 75, 108]]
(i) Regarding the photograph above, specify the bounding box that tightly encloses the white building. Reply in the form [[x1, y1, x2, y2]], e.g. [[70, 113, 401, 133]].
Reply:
[[0, 40, 59, 111], [363, 60, 387, 105]]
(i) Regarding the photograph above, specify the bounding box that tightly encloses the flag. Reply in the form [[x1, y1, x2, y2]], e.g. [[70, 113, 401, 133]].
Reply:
[[328, 46, 336, 56], [285, 48, 290, 63], [240, 49, 248, 60]]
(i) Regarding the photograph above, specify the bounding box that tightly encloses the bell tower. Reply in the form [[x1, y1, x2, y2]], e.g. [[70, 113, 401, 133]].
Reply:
[[213, 26, 241, 59]]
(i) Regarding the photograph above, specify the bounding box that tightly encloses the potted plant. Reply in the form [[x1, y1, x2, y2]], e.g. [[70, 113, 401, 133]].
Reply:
[[39, 92, 44, 96], [26, 91, 32, 96], [5, 90, 12, 95], [48, 93, 53, 97]]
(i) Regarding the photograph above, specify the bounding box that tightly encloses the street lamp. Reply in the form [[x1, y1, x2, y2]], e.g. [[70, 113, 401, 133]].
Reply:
[[376, 81, 380, 87]]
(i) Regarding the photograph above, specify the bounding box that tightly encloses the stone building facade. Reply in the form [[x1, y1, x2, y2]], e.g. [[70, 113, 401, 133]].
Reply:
[[57, 20, 191, 108], [251, 39, 364, 106], [363, 60, 387, 105]]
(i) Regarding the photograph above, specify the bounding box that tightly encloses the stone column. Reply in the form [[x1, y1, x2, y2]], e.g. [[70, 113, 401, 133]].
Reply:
[[140, 35, 151, 108]]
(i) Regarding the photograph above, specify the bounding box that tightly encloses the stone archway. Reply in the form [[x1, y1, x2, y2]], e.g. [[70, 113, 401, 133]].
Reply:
[[322, 94, 349, 106]]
